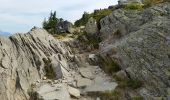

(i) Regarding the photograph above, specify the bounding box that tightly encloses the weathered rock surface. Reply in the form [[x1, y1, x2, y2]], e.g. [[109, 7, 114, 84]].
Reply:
[[0, 28, 74, 100], [79, 67, 94, 79], [36, 84, 71, 100], [99, 2, 170, 98], [82, 75, 118, 95], [85, 17, 99, 34], [68, 85, 81, 98], [0, 27, 118, 100]]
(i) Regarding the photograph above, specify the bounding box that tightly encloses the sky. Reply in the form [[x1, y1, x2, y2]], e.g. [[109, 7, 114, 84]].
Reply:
[[0, 0, 118, 34]]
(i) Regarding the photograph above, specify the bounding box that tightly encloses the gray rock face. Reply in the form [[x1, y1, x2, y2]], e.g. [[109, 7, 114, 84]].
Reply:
[[37, 84, 71, 100], [79, 68, 94, 79], [67, 85, 80, 98], [99, 2, 170, 98], [56, 19, 74, 33], [0, 28, 73, 100], [85, 17, 99, 34]]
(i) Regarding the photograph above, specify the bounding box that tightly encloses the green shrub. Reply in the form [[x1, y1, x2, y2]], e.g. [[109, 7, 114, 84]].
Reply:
[[125, 3, 143, 10], [97, 55, 121, 74], [143, 0, 163, 8], [75, 9, 113, 29], [93, 9, 113, 29], [143, 0, 153, 7], [42, 58, 56, 79], [132, 96, 144, 100], [27, 84, 43, 100], [77, 32, 101, 50], [114, 75, 142, 89], [127, 79, 143, 89], [100, 90, 121, 100]]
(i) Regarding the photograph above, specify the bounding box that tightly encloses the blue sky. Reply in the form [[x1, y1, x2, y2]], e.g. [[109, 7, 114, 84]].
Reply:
[[0, 0, 118, 34]]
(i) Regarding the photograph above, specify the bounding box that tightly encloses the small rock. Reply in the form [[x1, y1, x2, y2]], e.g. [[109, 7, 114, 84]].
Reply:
[[54, 80, 59, 84], [62, 80, 68, 83], [37, 84, 71, 100], [77, 78, 93, 88], [79, 68, 94, 79], [83, 82, 118, 94], [116, 70, 127, 80], [36, 80, 40, 83], [96, 97, 101, 100], [68, 86, 80, 98], [43, 76, 47, 80]]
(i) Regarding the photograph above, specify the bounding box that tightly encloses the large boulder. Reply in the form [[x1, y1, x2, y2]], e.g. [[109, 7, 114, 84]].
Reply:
[[85, 17, 99, 34], [36, 84, 71, 100], [99, 2, 170, 98], [67, 85, 80, 98], [0, 27, 73, 100]]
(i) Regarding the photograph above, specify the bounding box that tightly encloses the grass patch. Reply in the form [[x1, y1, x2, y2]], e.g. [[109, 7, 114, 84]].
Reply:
[[42, 58, 56, 79], [114, 75, 143, 89], [143, 0, 163, 8], [87, 90, 122, 100], [77, 32, 102, 50], [97, 55, 121, 74], [27, 84, 43, 100], [125, 3, 143, 10], [127, 79, 143, 89], [99, 90, 121, 100], [75, 9, 113, 28], [132, 96, 144, 100]]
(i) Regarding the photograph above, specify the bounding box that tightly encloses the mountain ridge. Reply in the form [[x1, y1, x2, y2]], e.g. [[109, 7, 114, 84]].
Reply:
[[0, 30, 11, 37]]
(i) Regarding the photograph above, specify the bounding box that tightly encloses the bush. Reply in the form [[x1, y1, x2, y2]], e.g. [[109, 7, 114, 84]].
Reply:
[[27, 84, 43, 100], [114, 75, 143, 89], [127, 79, 143, 89], [132, 96, 144, 100], [143, 0, 163, 7], [77, 32, 102, 50], [99, 90, 121, 100], [74, 9, 113, 29], [97, 55, 121, 74], [125, 3, 143, 10], [42, 58, 56, 79]]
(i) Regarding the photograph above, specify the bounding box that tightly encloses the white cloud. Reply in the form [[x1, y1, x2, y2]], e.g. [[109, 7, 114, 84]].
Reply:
[[0, 0, 118, 33]]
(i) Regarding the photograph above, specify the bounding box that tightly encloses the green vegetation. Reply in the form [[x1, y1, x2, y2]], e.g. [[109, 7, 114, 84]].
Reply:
[[74, 12, 91, 27], [125, 0, 163, 10], [75, 9, 113, 29], [97, 55, 121, 74], [98, 90, 121, 100], [77, 32, 102, 49], [125, 3, 143, 10], [43, 11, 58, 34], [27, 84, 43, 100], [143, 0, 163, 8], [42, 58, 56, 79], [124, 0, 164, 10], [127, 79, 143, 89], [114, 75, 143, 89], [132, 96, 144, 100]]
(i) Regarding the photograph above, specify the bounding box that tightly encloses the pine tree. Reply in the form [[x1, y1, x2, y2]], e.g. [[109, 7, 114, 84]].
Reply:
[[42, 11, 58, 34]]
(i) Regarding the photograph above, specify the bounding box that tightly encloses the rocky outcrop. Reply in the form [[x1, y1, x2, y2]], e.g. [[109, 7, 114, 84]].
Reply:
[[0, 27, 117, 100], [99, 2, 170, 98], [0, 27, 74, 100], [56, 19, 74, 33], [85, 17, 99, 34]]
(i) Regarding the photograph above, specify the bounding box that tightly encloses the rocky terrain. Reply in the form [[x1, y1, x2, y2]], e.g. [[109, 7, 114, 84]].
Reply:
[[0, 1, 170, 100], [0, 27, 118, 100], [99, 1, 170, 99]]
